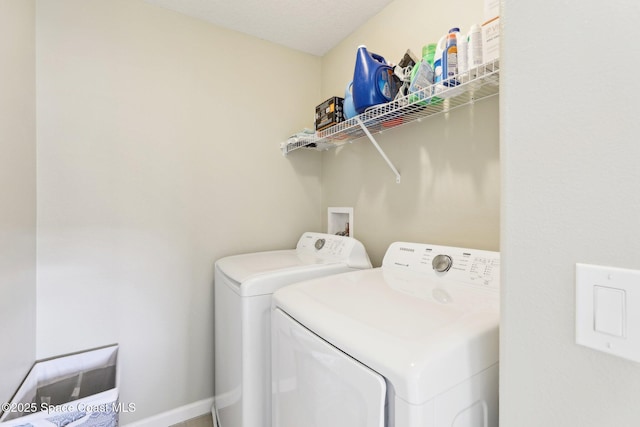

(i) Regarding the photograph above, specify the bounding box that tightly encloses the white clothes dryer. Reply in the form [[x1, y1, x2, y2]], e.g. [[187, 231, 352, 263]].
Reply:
[[213, 232, 371, 427], [271, 242, 500, 427]]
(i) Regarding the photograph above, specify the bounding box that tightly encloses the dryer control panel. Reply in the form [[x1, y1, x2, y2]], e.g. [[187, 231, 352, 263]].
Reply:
[[296, 232, 371, 269], [382, 242, 500, 290]]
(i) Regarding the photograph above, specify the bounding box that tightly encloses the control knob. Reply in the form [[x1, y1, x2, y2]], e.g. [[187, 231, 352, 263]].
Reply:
[[315, 238, 326, 250], [432, 254, 453, 272]]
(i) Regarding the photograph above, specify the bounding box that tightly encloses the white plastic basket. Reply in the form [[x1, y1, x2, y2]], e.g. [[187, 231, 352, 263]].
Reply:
[[0, 345, 119, 427]]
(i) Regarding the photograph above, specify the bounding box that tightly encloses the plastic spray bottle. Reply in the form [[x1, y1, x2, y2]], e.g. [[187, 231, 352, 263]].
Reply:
[[408, 43, 436, 104]]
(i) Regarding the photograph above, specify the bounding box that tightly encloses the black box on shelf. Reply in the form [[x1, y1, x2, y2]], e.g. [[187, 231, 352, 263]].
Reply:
[[315, 97, 344, 131]]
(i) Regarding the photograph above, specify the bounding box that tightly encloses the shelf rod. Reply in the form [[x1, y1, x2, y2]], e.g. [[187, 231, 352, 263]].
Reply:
[[356, 117, 401, 184]]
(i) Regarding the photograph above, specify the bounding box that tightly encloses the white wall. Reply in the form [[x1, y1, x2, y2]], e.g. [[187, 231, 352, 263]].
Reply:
[[0, 0, 37, 405], [35, 0, 321, 422], [500, 0, 640, 425], [320, 0, 500, 265]]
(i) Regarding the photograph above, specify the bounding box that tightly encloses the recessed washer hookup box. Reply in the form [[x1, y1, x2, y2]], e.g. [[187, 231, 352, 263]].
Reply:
[[315, 97, 345, 131], [0, 344, 120, 427]]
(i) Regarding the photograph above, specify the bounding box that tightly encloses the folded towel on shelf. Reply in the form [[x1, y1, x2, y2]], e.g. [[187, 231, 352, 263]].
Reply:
[[284, 129, 317, 149]]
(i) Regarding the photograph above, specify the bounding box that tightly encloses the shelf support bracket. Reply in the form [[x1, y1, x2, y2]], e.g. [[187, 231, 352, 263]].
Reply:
[[357, 117, 401, 184]]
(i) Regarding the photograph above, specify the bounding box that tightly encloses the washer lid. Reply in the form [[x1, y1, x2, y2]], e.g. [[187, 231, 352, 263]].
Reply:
[[272, 263, 500, 404], [215, 233, 372, 297], [217, 249, 317, 281], [216, 250, 350, 297]]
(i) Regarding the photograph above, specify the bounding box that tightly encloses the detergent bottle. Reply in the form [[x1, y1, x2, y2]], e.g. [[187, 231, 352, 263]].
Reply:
[[352, 45, 398, 114], [343, 81, 357, 119]]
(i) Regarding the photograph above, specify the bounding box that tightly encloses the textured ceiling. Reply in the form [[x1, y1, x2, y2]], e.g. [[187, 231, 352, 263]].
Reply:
[[144, 0, 396, 56]]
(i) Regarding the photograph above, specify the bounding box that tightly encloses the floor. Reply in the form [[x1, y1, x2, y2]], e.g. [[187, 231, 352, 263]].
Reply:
[[169, 413, 214, 427]]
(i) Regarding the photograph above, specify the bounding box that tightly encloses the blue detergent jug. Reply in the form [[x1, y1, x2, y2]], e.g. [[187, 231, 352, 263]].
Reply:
[[352, 45, 398, 114], [343, 82, 357, 119]]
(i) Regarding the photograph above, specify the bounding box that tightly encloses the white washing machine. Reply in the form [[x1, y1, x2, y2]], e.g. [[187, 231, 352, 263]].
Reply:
[[213, 232, 372, 427], [271, 241, 500, 427]]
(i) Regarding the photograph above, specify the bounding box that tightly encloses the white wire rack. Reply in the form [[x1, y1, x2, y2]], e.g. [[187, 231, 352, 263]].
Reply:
[[281, 59, 500, 157]]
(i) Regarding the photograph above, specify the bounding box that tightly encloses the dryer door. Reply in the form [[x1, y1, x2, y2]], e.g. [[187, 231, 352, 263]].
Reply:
[[272, 308, 387, 427]]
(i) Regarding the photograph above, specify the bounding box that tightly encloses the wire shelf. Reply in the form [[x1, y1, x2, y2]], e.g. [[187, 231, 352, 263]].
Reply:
[[281, 59, 499, 155]]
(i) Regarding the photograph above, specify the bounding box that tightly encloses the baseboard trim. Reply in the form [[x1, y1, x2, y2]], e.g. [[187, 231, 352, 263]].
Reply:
[[123, 397, 214, 427]]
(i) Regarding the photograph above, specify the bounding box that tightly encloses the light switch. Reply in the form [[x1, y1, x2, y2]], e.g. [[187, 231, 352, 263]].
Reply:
[[594, 286, 625, 337], [576, 263, 640, 362]]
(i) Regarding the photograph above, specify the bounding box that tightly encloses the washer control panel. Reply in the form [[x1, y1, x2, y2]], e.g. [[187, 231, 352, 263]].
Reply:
[[296, 232, 371, 269], [382, 242, 500, 289]]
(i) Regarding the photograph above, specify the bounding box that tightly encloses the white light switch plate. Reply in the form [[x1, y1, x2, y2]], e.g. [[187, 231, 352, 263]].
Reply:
[[576, 263, 640, 362]]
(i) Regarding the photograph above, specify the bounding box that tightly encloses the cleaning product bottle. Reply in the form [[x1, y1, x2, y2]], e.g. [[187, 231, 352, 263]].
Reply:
[[408, 43, 436, 105], [467, 24, 483, 78], [433, 34, 447, 87], [352, 45, 398, 114], [456, 29, 469, 80], [430, 34, 448, 103], [443, 29, 459, 87]]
